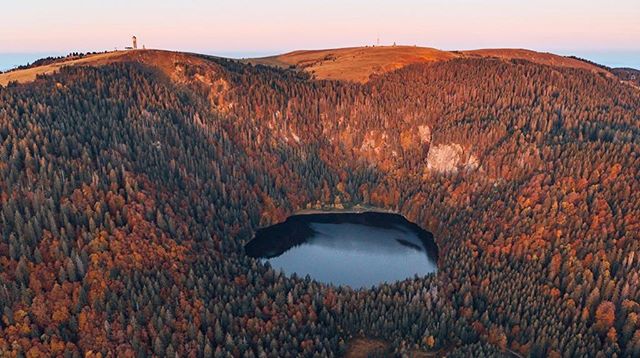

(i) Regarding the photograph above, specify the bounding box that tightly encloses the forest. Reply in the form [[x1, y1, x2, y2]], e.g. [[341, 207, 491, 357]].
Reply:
[[0, 51, 639, 357]]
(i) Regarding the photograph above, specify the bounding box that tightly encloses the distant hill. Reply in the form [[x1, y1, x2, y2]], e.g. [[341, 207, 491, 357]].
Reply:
[[0, 50, 219, 86], [244, 46, 457, 82], [1, 46, 626, 86], [611, 67, 640, 87], [461, 48, 611, 75], [245, 45, 612, 82]]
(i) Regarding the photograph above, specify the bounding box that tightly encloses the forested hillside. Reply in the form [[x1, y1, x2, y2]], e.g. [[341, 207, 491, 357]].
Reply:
[[0, 51, 639, 357]]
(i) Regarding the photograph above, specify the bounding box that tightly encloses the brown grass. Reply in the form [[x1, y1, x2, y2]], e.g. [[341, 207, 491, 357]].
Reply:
[[462, 48, 609, 75], [345, 338, 390, 357], [246, 46, 612, 82], [345, 338, 442, 358], [2, 46, 613, 86], [0, 52, 126, 86], [245, 46, 458, 83], [0, 50, 217, 86]]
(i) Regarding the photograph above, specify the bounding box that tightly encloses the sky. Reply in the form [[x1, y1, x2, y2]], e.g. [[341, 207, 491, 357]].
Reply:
[[1, 0, 639, 70]]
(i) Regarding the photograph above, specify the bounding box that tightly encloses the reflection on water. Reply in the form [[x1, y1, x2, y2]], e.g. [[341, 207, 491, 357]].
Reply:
[[245, 212, 438, 289]]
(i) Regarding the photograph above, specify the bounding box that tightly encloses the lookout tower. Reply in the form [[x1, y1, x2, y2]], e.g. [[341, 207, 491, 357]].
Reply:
[[132, 36, 137, 50]]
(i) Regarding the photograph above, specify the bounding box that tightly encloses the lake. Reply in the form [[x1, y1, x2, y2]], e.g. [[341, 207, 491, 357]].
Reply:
[[245, 212, 438, 289]]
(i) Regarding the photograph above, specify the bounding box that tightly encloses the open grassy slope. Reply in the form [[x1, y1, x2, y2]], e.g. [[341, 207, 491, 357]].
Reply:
[[0, 50, 216, 86], [2, 46, 614, 86], [246, 45, 611, 82], [245, 46, 457, 82], [462, 48, 610, 75]]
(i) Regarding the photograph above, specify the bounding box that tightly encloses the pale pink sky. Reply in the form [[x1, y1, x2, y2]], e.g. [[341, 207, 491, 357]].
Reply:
[[1, 0, 639, 68]]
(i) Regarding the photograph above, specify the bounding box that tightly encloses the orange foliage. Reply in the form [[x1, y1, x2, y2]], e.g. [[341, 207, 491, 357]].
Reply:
[[594, 301, 616, 334]]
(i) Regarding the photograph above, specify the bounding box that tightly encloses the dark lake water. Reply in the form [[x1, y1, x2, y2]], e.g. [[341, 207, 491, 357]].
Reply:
[[245, 212, 438, 289]]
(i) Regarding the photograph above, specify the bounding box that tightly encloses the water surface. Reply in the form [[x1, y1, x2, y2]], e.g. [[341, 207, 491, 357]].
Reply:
[[245, 212, 438, 289]]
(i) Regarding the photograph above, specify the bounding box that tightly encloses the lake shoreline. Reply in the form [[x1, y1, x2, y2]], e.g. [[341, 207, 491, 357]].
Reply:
[[294, 204, 398, 216]]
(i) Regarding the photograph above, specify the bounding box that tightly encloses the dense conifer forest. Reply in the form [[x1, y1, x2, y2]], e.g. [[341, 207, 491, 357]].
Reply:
[[0, 52, 639, 357]]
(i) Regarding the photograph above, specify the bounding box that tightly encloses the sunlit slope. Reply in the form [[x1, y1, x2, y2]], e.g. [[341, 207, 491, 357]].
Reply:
[[0, 50, 218, 86], [2, 46, 612, 86], [245, 46, 457, 82], [462, 48, 610, 75], [247, 45, 611, 82]]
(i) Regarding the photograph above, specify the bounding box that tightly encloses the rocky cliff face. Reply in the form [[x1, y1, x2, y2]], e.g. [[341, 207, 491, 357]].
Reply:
[[426, 143, 479, 174]]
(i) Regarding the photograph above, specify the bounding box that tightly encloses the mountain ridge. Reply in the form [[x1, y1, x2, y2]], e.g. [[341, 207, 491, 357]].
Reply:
[[244, 45, 612, 82], [0, 50, 219, 86], [0, 45, 618, 86]]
